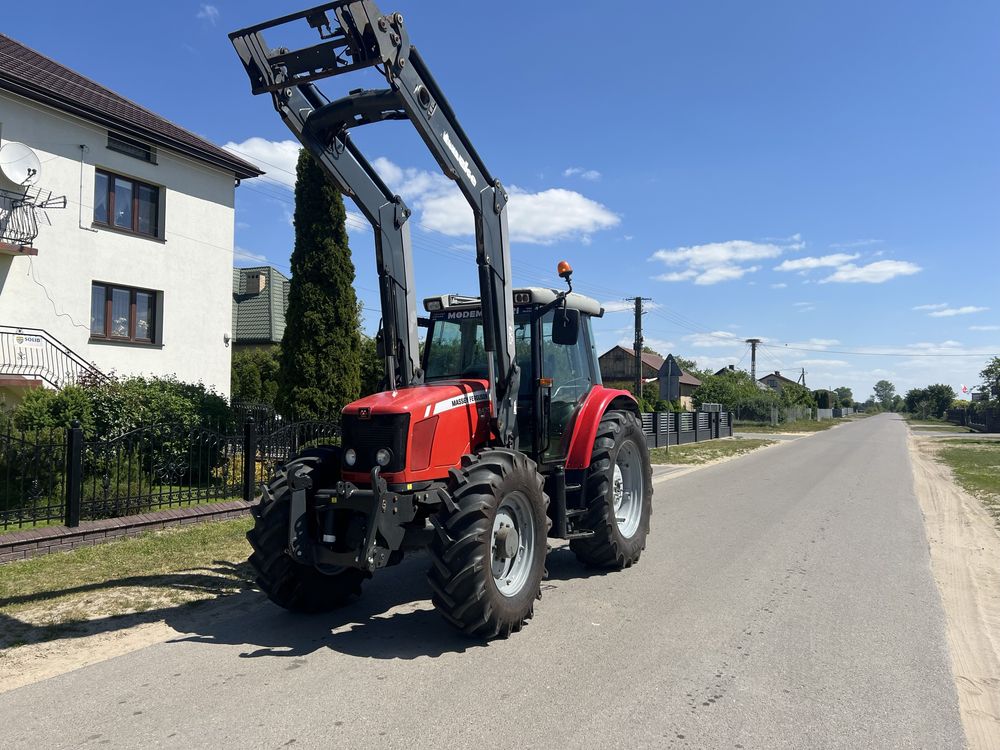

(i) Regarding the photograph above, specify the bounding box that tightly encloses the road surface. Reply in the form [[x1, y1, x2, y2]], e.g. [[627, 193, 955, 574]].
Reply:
[[0, 414, 965, 749]]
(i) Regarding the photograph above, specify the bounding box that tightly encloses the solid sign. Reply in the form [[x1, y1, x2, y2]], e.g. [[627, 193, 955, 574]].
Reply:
[[14, 334, 43, 348], [972, 392, 988, 402]]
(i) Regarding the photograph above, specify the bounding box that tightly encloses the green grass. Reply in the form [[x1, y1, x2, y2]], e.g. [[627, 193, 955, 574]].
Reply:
[[935, 439, 1000, 518], [649, 437, 775, 465], [736, 418, 844, 433], [905, 417, 972, 433], [0, 518, 253, 649]]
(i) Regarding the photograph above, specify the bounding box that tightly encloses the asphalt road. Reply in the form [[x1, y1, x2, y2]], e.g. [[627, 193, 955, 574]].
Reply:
[[1, 414, 964, 749]]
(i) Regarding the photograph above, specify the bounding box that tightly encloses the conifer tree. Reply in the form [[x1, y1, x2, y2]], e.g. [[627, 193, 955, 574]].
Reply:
[[277, 150, 360, 419]]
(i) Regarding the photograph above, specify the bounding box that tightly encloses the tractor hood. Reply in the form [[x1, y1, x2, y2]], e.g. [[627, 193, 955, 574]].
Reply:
[[343, 379, 491, 420]]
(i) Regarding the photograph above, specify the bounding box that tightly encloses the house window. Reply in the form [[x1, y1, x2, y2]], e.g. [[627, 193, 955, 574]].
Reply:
[[107, 132, 156, 164], [93, 169, 160, 237], [90, 283, 158, 343]]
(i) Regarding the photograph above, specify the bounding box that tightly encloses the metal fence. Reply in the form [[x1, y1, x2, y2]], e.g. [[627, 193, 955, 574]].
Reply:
[[641, 410, 733, 448], [0, 419, 340, 531], [947, 407, 999, 433]]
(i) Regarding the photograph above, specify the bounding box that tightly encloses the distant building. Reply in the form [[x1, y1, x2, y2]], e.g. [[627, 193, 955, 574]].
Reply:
[[598, 345, 664, 381], [598, 346, 701, 409], [232, 266, 290, 351], [759, 370, 801, 393]]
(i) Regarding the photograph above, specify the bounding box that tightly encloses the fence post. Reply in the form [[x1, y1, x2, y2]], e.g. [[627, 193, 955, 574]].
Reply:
[[243, 417, 257, 503], [64, 420, 82, 528]]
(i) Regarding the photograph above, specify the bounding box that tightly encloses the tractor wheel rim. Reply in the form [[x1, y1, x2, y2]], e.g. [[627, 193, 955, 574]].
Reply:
[[613, 440, 643, 538], [491, 491, 536, 598]]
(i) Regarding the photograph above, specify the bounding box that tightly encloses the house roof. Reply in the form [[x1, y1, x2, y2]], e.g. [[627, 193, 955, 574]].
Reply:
[[759, 370, 801, 387], [0, 34, 262, 180], [600, 346, 700, 386], [603, 345, 664, 371], [233, 266, 290, 344]]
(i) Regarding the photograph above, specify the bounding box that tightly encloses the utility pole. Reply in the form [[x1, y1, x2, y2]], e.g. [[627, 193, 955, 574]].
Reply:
[[797, 367, 806, 387], [630, 296, 653, 400], [745, 338, 762, 381]]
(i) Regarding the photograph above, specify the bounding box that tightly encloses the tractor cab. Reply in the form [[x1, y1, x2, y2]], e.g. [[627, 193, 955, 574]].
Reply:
[[422, 288, 604, 463]]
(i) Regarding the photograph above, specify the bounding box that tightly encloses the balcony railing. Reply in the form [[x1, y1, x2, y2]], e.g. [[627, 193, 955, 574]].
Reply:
[[0, 326, 104, 390]]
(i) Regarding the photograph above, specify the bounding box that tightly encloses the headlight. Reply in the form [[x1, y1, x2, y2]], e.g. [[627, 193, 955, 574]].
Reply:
[[375, 448, 392, 467], [344, 448, 357, 467]]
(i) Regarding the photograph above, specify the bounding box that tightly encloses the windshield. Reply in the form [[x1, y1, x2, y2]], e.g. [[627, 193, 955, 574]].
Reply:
[[425, 312, 532, 396]]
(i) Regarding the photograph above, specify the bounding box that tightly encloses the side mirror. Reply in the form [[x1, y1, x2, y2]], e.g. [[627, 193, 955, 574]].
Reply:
[[552, 307, 580, 346], [375, 328, 385, 358]]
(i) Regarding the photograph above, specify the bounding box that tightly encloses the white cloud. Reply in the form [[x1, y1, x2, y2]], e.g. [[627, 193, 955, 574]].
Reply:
[[222, 144, 618, 244], [927, 305, 989, 318], [795, 358, 849, 368], [223, 137, 299, 188], [601, 300, 662, 313], [656, 270, 697, 282], [197, 4, 219, 24], [970, 325, 1000, 331], [563, 167, 602, 181], [829, 238, 882, 249], [372, 157, 619, 244], [234, 246, 267, 263], [650, 239, 790, 286], [912, 302, 949, 311], [616, 335, 675, 353], [695, 265, 760, 285], [774, 253, 860, 272], [682, 331, 748, 349], [770, 282, 787, 289], [793, 301, 813, 307], [820, 260, 922, 284]]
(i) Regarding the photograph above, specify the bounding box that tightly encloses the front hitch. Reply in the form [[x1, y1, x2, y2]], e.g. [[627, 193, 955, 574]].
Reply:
[[287, 464, 419, 573]]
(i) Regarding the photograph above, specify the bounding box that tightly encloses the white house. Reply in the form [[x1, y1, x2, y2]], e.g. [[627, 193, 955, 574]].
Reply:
[[0, 33, 261, 405]]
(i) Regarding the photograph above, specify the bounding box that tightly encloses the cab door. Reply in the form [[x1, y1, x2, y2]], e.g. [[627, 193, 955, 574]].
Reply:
[[540, 310, 596, 463]]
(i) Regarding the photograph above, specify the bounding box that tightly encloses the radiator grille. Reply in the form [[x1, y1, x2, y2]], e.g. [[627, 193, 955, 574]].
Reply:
[[342, 413, 409, 473]]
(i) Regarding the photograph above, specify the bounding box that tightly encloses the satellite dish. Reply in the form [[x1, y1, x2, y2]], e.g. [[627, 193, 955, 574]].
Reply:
[[0, 142, 42, 186]]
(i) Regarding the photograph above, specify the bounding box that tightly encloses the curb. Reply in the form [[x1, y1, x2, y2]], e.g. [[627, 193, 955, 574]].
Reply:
[[0, 501, 254, 564]]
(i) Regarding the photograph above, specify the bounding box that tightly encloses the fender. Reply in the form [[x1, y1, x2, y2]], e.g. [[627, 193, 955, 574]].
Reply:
[[564, 386, 641, 470]]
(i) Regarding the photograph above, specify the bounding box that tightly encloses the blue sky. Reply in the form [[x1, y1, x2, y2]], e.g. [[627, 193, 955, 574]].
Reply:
[[7, 1, 998, 400]]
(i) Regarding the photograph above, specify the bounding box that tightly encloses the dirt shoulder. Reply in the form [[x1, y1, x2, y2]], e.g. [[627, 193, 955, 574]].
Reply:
[[909, 433, 1000, 748]]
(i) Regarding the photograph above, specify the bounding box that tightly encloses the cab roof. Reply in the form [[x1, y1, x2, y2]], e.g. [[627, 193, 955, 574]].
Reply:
[[423, 287, 604, 317]]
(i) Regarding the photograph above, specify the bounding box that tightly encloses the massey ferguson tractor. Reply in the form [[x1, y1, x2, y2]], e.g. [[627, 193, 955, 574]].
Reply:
[[230, 1, 653, 638]]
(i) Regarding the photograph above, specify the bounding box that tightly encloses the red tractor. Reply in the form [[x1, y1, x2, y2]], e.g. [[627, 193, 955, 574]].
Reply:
[[231, 2, 652, 638]]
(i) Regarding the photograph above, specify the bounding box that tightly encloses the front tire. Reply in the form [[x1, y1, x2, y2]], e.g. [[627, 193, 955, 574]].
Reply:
[[427, 449, 549, 639], [570, 411, 652, 568], [247, 447, 366, 613]]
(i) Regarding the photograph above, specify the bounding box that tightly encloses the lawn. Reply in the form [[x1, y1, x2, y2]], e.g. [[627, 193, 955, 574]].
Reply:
[[0, 518, 253, 650], [736, 418, 844, 434], [935, 439, 1000, 519], [649, 437, 775, 465], [905, 417, 972, 433]]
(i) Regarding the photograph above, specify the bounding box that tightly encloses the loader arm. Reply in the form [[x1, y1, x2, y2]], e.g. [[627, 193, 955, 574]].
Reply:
[[230, 1, 520, 445]]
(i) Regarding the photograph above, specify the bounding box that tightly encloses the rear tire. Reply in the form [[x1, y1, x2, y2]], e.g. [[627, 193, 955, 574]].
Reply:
[[570, 411, 652, 568], [248, 447, 366, 613], [427, 449, 549, 639]]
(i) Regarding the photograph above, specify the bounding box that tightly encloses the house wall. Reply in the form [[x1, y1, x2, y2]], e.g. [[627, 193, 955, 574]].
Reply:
[[598, 348, 657, 380], [0, 92, 236, 396]]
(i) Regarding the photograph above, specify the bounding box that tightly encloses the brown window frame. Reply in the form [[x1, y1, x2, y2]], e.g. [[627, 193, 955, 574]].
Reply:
[[90, 282, 159, 345], [93, 169, 160, 237]]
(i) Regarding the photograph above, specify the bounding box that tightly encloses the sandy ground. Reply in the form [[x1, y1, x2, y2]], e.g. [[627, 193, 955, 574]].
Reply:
[[909, 433, 1000, 749]]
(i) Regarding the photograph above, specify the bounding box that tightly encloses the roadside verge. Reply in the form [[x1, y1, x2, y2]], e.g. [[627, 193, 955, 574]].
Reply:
[[908, 433, 1000, 748]]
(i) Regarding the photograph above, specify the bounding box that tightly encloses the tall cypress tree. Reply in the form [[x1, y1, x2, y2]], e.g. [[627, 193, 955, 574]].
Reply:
[[277, 150, 361, 419]]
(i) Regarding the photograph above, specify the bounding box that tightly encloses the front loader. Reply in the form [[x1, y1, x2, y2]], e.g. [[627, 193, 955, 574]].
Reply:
[[230, 1, 653, 638]]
